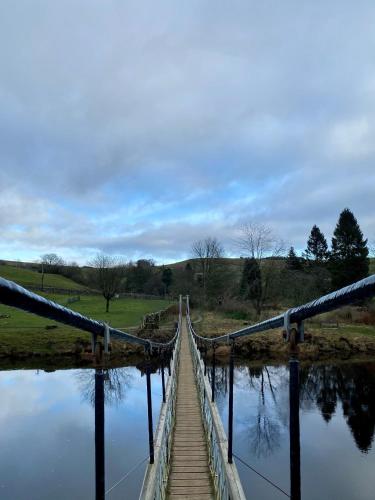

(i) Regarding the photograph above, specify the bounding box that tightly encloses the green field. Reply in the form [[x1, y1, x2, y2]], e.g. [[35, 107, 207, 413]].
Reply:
[[0, 264, 85, 290], [0, 294, 172, 355]]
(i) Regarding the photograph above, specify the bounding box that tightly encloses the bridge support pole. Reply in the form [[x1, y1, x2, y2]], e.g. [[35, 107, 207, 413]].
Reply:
[[161, 355, 166, 403], [103, 323, 110, 354], [211, 344, 216, 402], [228, 340, 235, 463], [95, 369, 105, 500], [288, 324, 302, 500], [91, 332, 97, 353], [146, 362, 155, 464]]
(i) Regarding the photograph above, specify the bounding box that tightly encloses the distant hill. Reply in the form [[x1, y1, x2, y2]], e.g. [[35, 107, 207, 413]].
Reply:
[[0, 264, 85, 290], [1, 256, 374, 293]]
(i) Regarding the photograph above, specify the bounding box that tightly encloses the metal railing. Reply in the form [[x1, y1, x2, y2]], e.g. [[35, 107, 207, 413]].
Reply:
[[188, 274, 375, 500], [139, 297, 182, 500], [187, 298, 246, 500]]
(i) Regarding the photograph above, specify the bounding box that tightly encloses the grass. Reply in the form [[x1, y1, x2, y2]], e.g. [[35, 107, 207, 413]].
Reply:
[[0, 264, 85, 290], [370, 258, 375, 276], [0, 294, 173, 355]]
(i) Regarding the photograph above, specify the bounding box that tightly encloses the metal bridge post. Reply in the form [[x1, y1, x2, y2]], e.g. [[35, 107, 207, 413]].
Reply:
[[168, 350, 172, 376], [161, 354, 166, 403], [95, 369, 105, 500], [228, 340, 235, 463], [91, 332, 97, 353], [211, 343, 216, 402], [289, 354, 301, 500], [146, 361, 155, 464], [204, 345, 207, 376], [103, 323, 110, 354], [288, 322, 302, 500]]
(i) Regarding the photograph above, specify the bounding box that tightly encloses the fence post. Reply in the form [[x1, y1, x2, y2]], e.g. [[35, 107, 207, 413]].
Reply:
[[228, 340, 235, 463], [95, 369, 105, 500]]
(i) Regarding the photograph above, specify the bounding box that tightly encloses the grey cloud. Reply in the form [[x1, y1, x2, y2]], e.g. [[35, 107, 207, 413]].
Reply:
[[0, 1, 374, 260]]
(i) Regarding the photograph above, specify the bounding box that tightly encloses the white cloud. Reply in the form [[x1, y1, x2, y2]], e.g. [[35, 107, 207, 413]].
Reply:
[[0, 0, 374, 261]]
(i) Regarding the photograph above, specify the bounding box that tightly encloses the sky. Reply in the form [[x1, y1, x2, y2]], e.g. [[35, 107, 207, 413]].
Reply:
[[1, 0, 374, 265]]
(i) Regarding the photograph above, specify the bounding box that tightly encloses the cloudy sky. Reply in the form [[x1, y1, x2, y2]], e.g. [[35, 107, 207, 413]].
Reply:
[[1, 0, 374, 264]]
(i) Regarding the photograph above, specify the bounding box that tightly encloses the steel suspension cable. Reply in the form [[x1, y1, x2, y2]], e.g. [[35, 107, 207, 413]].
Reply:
[[233, 452, 290, 498]]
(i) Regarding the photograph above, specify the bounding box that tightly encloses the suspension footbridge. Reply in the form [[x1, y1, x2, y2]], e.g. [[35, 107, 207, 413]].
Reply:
[[1, 274, 375, 499]]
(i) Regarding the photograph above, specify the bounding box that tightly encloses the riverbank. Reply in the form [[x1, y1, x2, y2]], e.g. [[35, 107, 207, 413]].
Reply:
[[195, 311, 375, 361]]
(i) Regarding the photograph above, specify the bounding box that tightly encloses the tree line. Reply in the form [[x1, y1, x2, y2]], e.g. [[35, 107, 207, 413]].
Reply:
[[30, 207, 371, 314], [191, 208, 371, 316]]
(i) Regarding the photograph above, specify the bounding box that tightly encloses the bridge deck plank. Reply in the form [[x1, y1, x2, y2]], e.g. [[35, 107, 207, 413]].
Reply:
[[167, 319, 214, 499]]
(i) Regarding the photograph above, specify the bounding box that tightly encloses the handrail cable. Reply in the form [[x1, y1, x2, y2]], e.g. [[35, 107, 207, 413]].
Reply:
[[233, 453, 290, 498], [0, 277, 180, 351], [105, 456, 149, 495], [188, 274, 375, 344]]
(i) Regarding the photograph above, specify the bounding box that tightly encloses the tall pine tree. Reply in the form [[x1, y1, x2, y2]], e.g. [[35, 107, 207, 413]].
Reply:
[[330, 208, 369, 289], [286, 246, 303, 271], [240, 257, 262, 314], [305, 225, 329, 262]]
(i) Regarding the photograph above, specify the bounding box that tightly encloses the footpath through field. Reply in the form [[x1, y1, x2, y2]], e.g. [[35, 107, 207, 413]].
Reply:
[[167, 318, 214, 499]]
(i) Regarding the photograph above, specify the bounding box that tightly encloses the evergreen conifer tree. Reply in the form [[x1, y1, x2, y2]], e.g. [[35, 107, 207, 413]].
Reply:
[[286, 246, 303, 271], [330, 208, 369, 288], [305, 225, 329, 262], [240, 257, 262, 309]]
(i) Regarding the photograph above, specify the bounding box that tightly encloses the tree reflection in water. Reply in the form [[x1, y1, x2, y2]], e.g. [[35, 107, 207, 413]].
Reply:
[[76, 368, 133, 406], [300, 363, 375, 453], [243, 361, 375, 456], [241, 365, 287, 458]]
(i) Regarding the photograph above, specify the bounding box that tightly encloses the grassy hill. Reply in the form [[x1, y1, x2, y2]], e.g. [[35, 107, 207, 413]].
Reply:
[[0, 264, 85, 290]]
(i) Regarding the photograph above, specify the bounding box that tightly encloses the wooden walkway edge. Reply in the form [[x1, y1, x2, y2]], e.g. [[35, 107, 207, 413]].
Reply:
[[167, 318, 214, 499]]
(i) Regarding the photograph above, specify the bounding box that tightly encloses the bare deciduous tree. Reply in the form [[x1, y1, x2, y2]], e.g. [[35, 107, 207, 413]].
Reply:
[[236, 222, 285, 316], [40, 253, 65, 272], [89, 254, 126, 312], [191, 237, 224, 304], [40, 253, 65, 290]]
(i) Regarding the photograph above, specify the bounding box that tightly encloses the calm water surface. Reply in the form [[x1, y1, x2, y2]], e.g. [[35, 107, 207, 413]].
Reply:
[[1, 360, 375, 499], [0, 365, 164, 500], [214, 360, 375, 500]]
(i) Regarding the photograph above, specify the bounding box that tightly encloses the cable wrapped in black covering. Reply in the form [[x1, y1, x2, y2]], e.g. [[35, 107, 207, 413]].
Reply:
[[188, 274, 375, 343], [0, 277, 181, 348]]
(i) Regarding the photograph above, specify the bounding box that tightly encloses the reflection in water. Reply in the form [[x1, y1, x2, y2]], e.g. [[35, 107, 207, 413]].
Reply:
[[235, 361, 375, 458], [216, 359, 375, 500], [299, 363, 375, 453], [77, 368, 134, 499], [77, 368, 133, 406], [0, 366, 163, 500]]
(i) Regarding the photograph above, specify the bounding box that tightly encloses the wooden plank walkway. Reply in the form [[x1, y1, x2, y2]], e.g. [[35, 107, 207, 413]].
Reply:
[[167, 319, 214, 499]]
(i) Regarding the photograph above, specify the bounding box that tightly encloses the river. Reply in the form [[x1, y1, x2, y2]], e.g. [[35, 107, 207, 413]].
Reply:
[[0, 359, 374, 499]]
